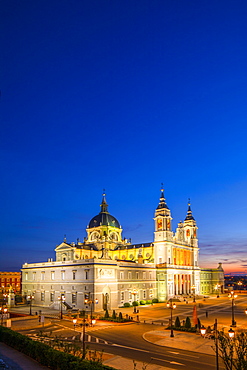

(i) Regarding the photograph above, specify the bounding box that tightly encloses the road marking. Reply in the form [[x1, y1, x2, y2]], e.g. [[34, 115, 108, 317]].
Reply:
[[112, 344, 150, 353], [151, 357, 185, 366], [167, 350, 199, 359], [151, 357, 170, 363], [96, 338, 99, 343], [170, 361, 185, 366]]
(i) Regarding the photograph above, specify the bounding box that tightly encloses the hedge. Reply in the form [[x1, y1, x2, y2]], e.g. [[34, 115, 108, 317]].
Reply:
[[0, 326, 114, 370]]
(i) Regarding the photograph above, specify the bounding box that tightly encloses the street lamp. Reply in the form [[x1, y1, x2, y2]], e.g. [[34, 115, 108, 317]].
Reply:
[[228, 291, 237, 327], [191, 285, 196, 302], [27, 295, 34, 315], [0, 307, 8, 326], [73, 318, 77, 330], [228, 328, 235, 370], [58, 295, 66, 319], [167, 300, 176, 337], [82, 310, 86, 359], [214, 319, 219, 370], [214, 284, 221, 298], [200, 325, 206, 336], [84, 294, 98, 326]]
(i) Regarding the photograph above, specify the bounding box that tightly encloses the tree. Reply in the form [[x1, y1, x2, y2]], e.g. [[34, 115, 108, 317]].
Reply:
[[104, 309, 109, 319], [112, 310, 116, 319], [118, 312, 123, 321], [215, 331, 247, 370], [174, 316, 181, 328], [184, 316, 191, 329]]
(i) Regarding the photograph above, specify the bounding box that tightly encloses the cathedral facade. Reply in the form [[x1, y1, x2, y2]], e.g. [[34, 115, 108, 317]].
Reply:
[[21, 190, 224, 311]]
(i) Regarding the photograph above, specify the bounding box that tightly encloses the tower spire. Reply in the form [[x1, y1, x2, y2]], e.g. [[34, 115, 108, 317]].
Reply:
[[100, 189, 108, 213], [184, 198, 195, 221], [156, 183, 169, 210]]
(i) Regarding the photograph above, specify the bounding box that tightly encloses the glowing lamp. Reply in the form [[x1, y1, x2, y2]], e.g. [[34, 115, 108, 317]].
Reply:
[[200, 325, 206, 336], [228, 328, 235, 338]]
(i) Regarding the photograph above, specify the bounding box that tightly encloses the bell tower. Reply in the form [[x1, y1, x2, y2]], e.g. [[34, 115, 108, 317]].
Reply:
[[183, 199, 198, 248], [154, 186, 173, 242]]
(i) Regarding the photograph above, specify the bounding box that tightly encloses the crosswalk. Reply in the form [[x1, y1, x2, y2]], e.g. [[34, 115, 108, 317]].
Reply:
[[81, 332, 109, 344]]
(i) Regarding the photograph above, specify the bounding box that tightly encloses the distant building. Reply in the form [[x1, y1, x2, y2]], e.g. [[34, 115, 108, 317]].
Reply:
[[0, 271, 21, 294], [21, 189, 224, 311]]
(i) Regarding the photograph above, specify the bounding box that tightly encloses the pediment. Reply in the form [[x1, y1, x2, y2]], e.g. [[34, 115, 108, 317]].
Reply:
[[55, 242, 75, 251]]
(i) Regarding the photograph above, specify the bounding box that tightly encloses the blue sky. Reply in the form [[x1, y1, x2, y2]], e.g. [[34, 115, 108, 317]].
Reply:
[[1, 0, 247, 274]]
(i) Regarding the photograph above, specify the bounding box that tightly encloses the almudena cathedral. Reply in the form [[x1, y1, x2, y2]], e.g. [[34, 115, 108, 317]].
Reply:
[[21, 189, 224, 312]]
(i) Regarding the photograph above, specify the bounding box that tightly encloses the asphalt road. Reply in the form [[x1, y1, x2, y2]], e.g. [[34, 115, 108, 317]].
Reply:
[[17, 320, 223, 370]]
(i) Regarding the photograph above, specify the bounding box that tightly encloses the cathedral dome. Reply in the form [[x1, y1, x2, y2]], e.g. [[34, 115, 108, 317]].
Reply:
[[88, 192, 121, 229], [89, 213, 120, 228]]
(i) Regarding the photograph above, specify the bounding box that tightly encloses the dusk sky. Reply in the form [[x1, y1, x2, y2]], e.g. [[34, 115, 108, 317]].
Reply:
[[1, 1, 247, 274]]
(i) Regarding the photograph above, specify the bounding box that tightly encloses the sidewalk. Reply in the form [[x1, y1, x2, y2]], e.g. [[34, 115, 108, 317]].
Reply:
[[0, 342, 49, 369], [143, 329, 215, 355]]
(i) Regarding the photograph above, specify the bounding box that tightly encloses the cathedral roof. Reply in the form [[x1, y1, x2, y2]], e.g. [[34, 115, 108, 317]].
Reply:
[[88, 192, 121, 229], [156, 186, 169, 210], [184, 199, 195, 221]]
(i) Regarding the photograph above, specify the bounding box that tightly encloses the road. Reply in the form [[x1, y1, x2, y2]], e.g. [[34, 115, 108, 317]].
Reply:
[[17, 320, 222, 370]]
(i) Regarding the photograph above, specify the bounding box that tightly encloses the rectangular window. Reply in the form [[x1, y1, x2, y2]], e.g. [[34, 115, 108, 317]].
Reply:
[[32, 273, 36, 281], [41, 272, 45, 280], [129, 292, 132, 300], [120, 272, 123, 280], [85, 270, 88, 280], [72, 271, 76, 280], [41, 292, 45, 301], [159, 257, 162, 264], [50, 293, 54, 302], [25, 273, 28, 281], [61, 271, 65, 280], [143, 290, 146, 299], [72, 293, 77, 304], [168, 257, 171, 264], [128, 272, 131, 280], [51, 271, 55, 280], [136, 272, 139, 279], [121, 291, 124, 301], [149, 289, 153, 298]]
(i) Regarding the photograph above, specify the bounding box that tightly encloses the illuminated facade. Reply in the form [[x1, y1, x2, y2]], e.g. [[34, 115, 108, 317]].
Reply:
[[0, 272, 21, 294], [21, 190, 224, 310]]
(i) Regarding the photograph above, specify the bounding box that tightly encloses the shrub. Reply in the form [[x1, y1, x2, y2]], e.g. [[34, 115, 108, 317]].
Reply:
[[184, 316, 191, 329], [197, 318, 201, 330], [123, 302, 130, 307], [139, 300, 146, 305], [104, 309, 109, 319], [112, 310, 116, 319], [175, 316, 181, 328], [132, 301, 139, 306], [146, 300, 152, 304], [152, 298, 159, 303], [118, 312, 123, 320], [0, 326, 114, 370]]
